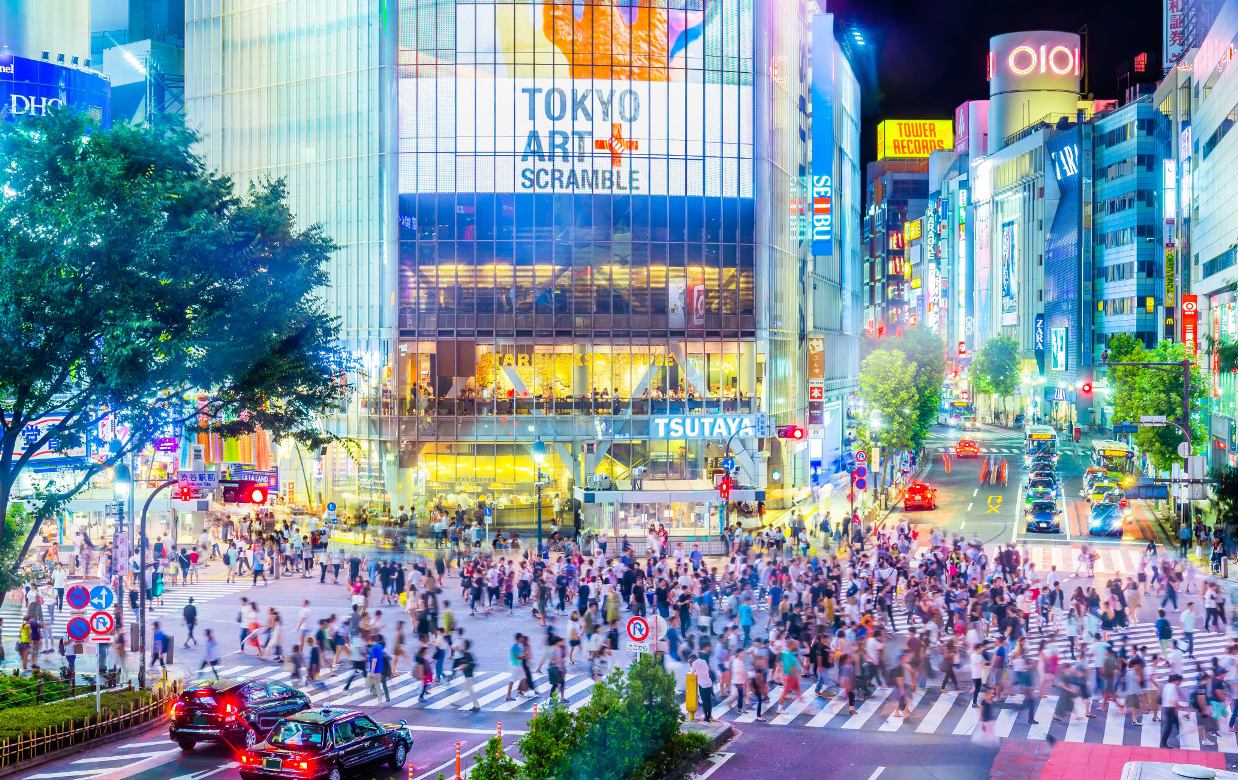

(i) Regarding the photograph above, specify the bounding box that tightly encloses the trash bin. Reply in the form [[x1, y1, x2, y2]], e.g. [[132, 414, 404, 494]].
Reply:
[[1073, 427, 1082, 442]]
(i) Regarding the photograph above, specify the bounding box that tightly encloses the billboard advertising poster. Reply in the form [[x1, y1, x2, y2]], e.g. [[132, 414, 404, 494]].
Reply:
[[0, 53, 110, 127], [876, 119, 953, 160], [398, 1, 752, 198], [1050, 327, 1068, 372], [999, 220, 1018, 326], [810, 14, 835, 256]]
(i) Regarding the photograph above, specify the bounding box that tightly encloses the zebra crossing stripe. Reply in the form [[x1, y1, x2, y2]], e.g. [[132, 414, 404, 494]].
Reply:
[[878, 689, 926, 732], [1064, 711, 1089, 742], [1180, 713, 1202, 750], [771, 689, 817, 726], [1218, 727, 1238, 753], [1140, 714, 1160, 747], [550, 677, 597, 711], [1027, 696, 1056, 740], [1102, 702, 1126, 745], [915, 690, 957, 733], [491, 674, 554, 712], [952, 701, 979, 735], [994, 702, 1020, 738], [427, 672, 509, 710], [733, 686, 782, 724], [471, 678, 521, 709], [841, 686, 890, 729], [805, 693, 848, 727]]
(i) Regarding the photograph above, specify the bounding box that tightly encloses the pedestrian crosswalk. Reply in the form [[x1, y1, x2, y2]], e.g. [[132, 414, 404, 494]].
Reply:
[[204, 619, 1235, 750], [2, 578, 254, 641], [25, 740, 193, 780]]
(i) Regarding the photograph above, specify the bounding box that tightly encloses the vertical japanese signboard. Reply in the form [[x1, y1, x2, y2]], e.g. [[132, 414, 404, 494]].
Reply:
[[808, 337, 825, 427], [1182, 295, 1199, 357], [810, 14, 835, 257]]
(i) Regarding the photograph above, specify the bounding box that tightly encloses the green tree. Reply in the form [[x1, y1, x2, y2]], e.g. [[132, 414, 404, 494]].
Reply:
[[972, 335, 1020, 413], [1105, 335, 1207, 472], [0, 111, 349, 563], [859, 349, 921, 453], [893, 328, 947, 444]]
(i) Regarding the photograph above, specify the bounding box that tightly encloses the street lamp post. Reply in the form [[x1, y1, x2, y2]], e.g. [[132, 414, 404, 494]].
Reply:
[[137, 478, 178, 689], [111, 460, 132, 634], [532, 440, 547, 557]]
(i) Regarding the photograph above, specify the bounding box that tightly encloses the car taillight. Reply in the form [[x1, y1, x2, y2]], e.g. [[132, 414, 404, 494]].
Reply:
[[238, 752, 254, 764], [221, 702, 237, 720], [171, 701, 184, 718], [296, 760, 312, 771]]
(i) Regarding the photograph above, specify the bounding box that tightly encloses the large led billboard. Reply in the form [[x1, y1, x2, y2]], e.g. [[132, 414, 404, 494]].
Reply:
[[876, 119, 952, 160], [810, 13, 835, 257], [399, 0, 753, 197]]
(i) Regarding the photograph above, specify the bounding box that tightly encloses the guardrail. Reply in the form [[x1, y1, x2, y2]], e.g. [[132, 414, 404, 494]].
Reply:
[[0, 688, 173, 771]]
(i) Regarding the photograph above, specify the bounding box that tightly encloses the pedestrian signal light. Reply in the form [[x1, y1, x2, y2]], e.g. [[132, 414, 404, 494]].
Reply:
[[221, 480, 269, 505], [717, 475, 733, 500], [777, 425, 806, 440]]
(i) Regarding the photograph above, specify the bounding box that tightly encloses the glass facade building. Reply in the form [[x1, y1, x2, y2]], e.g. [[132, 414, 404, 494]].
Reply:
[[186, 0, 860, 534]]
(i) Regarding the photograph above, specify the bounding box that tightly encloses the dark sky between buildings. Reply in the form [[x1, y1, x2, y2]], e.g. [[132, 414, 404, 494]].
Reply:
[[828, 0, 1164, 164]]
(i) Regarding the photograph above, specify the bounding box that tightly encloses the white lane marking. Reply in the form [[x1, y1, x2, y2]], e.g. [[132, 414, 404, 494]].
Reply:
[[26, 772, 107, 780], [866, 768, 886, 780], [408, 725, 528, 735], [1103, 701, 1126, 745], [973, 488, 979, 497], [72, 751, 176, 764], [961, 521, 966, 529], [841, 687, 890, 729], [413, 740, 491, 780], [967, 503, 974, 513], [169, 764, 238, 780], [1140, 713, 1161, 746], [691, 752, 735, 780], [805, 693, 848, 727], [115, 741, 172, 749], [878, 689, 926, 731]]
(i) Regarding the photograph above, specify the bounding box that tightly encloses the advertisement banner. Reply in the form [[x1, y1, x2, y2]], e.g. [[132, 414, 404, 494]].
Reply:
[[399, 1, 751, 198], [1034, 314, 1046, 354], [0, 53, 111, 127], [668, 280, 687, 329], [810, 14, 836, 256], [1050, 327, 1068, 371], [1000, 220, 1018, 326], [1182, 294, 1199, 356], [876, 119, 953, 160], [1165, 0, 1187, 68]]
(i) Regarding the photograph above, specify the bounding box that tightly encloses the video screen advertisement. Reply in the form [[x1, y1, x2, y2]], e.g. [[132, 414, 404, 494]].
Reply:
[[399, 0, 752, 198]]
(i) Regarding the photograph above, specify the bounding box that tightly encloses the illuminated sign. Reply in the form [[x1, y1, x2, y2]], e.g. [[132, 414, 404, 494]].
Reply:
[[811, 14, 836, 257], [1000, 221, 1018, 326], [1166, 0, 1187, 66], [651, 415, 759, 440], [876, 119, 953, 160], [1182, 295, 1199, 356], [903, 219, 922, 242], [1004, 43, 1080, 76], [0, 53, 111, 127], [1050, 326, 1068, 371], [1034, 314, 1046, 352], [1051, 144, 1080, 181]]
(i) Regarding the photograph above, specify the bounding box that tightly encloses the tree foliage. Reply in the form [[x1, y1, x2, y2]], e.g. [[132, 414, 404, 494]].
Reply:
[[1105, 334, 1207, 472], [973, 335, 1020, 399], [0, 111, 350, 560], [472, 655, 694, 780], [858, 328, 946, 453]]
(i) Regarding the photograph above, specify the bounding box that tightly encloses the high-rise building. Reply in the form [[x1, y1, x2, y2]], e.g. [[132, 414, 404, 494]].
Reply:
[[862, 157, 929, 334], [0, 0, 91, 63], [1091, 97, 1165, 428], [1186, 0, 1238, 463], [186, 0, 862, 536], [95, 0, 185, 122]]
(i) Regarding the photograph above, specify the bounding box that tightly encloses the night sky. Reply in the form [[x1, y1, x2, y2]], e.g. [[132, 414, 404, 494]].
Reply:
[[830, 0, 1164, 164]]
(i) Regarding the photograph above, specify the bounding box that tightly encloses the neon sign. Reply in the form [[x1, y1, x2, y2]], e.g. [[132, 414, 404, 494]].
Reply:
[[1004, 44, 1080, 77]]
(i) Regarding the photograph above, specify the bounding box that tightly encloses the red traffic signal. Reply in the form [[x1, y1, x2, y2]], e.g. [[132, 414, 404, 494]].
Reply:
[[717, 475, 733, 501], [221, 480, 269, 505], [177, 485, 194, 502], [1081, 381, 1093, 394], [777, 425, 806, 440]]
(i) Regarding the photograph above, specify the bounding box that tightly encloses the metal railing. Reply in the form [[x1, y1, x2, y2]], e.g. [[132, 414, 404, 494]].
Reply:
[[0, 688, 172, 771]]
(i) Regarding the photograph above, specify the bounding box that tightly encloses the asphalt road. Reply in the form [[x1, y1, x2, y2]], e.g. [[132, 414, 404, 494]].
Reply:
[[896, 425, 1165, 549], [702, 727, 999, 780]]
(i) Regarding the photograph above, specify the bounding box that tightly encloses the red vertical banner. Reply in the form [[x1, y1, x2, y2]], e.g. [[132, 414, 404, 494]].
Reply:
[[1182, 295, 1199, 357]]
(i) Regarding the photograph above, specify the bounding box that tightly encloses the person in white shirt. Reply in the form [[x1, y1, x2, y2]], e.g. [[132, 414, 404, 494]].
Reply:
[[690, 653, 715, 722], [1160, 673, 1184, 748], [730, 649, 749, 712], [1181, 603, 1197, 657]]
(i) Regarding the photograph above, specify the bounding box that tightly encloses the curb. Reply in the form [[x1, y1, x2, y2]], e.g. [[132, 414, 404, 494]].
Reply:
[[0, 711, 168, 779]]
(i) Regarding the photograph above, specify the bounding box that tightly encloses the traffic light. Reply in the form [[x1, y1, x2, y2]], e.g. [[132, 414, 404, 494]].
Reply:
[[776, 425, 806, 441], [177, 484, 193, 502], [717, 475, 733, 501], [1081, 381, 1093, 395], [221, 480, 269, 505]]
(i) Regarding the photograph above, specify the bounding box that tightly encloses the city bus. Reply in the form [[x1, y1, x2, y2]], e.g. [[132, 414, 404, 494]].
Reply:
[[1091, 439, 1136, 477], [1024, 425, 1058, 454]]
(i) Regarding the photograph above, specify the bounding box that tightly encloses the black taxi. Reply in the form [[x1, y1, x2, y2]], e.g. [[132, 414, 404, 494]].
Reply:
[[237, 708, 413, 780], [170, 679, 312, 752]]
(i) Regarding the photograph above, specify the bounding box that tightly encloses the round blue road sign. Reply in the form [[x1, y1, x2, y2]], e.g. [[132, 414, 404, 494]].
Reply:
[[89, 585, 114, 610], [65, 585, 90, 611], [326, 502, 337, 512], [67, 616, 91, 641], [855, 478, 867, 490]]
